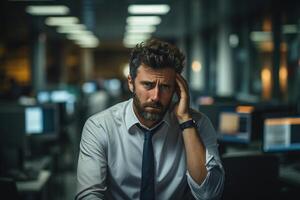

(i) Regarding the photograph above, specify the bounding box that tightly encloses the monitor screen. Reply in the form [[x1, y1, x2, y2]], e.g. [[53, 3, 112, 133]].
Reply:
[[263, 116, 300, 152], [24, 104, 59, 138], [25, 107, 43, 134], [37, 91, 51, 103], [82, 81, 98, 94], [218, 111, 252, 144], [215, 105, 254, 144]]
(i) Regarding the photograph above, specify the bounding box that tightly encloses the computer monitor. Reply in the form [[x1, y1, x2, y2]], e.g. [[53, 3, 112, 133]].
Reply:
[[217, 105, 254, 144], [24, 104, 59, 140], [0, 105, 26, 174], [82, 81, 98, 94], [37, 91, 51, 103], [263, 116, 300, 153], [0, 105, 25, 147]]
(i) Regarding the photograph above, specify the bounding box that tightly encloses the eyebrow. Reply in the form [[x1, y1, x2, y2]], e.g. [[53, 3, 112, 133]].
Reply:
[[140, 80, 173, 87]]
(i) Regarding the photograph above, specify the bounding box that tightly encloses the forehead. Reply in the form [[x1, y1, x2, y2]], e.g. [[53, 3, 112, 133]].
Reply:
[[136, 64, 176, 83]]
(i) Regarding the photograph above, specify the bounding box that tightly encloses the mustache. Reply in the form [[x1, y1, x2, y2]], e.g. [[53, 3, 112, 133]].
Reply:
[[132, 92, 163, 109], [143, 102, 163, 109]]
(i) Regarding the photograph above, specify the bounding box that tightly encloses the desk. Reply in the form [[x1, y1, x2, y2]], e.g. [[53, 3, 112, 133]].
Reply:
[[16, 170, 51, 200], [280, 166, 300, 187]]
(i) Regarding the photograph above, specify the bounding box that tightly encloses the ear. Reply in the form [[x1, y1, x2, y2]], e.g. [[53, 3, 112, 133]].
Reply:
[[127, 75, 134, 92]]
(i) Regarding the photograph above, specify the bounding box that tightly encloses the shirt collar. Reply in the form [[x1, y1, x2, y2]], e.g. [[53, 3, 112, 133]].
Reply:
[[125, 98, 172, 132]]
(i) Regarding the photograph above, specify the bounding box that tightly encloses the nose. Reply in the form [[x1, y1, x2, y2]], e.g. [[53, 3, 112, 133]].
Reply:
[[150, 85, 160, 102]]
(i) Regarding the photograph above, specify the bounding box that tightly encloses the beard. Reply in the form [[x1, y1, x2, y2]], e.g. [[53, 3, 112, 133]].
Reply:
[[132, 90, 171, 122]]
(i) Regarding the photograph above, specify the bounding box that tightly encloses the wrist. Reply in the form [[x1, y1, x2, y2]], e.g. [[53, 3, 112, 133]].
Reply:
[[177, 115, 192, 124], [179, 119, 197, 131]]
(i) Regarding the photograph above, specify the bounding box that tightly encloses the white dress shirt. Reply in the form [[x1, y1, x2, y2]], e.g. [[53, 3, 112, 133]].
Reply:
[[76, 98, 224, 200]]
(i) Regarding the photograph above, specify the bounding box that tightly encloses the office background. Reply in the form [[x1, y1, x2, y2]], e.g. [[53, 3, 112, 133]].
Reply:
[[0, 0, 300, 199]]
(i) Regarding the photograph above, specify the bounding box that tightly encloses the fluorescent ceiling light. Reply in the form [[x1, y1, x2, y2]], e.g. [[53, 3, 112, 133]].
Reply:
[[126, 27, 156, 33], [67, 34, 98, 41], [76, 39, 100, 48], [126, 25, 156, 33], [45, 17, 79, 26], [128, 4, 170, 14], [26, 5, 69, 15], [123, 33, 151, 40], [123, 37, 148, 45], [57, 28, 90, 34], [126, 16, 161, 25]]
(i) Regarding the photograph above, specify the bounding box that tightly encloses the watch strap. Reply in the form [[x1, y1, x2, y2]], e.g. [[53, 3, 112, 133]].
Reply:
[[179, 119, 197, 131]]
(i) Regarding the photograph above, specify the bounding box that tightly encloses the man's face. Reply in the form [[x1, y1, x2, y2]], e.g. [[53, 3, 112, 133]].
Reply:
[[128, 64, 176, 126]]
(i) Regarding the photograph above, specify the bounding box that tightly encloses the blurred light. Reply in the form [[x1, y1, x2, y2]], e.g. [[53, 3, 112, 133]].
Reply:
[[126, 25, 156, 33], [123, 37, 148, 43], [192, 60, 202, 72], [198, 96, 214, 105], [104, 79, 121, 97], [250, 31, 272, 42], [61, 29, 93, 35], [123, 64, 130, 77], [45, 17, 79, 26], [229, 34, 239, 47], [127, 16, 161, 25], [282, 24, 298, 34], [37, 91, 50, 103], [279, 65, 288, 92], [26, 5, 69, 15], [236, 106, 254, 113], [124, 33, 151, 40], [128, 4, 170, 14], [51, 90, 70, 102], [123, 38, 145, 47], [261, 67, 272, 100], [67, 33, 97, 40], [56, 24, 86, 33], [82, 82, 97, 94]]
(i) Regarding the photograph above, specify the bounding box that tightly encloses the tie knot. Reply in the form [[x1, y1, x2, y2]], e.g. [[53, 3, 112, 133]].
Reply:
[[144, 131, 153, 140]]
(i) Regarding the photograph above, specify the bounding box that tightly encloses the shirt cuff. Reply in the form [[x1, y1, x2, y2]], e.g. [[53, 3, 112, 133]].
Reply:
[[186, 151, 224, 200], [186, 151, 214, 188]]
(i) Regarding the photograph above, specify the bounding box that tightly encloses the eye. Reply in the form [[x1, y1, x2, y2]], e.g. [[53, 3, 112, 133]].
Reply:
[[143, 82, 154, 90], [160, 85, 171, 92]]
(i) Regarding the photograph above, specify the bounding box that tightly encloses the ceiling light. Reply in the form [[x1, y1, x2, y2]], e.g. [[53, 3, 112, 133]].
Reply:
[[126, 16, 161, 25], [26, 5, 69, 15], [128, 4, 170, 14], [45, 17, 79, 26], [67, 34, 97, 41], [57, 27, 90, 34], [56, 24, 86, 33], [123, 33, 151, 40], [123, 37, 148, 46], [126, 25, 156, 33]]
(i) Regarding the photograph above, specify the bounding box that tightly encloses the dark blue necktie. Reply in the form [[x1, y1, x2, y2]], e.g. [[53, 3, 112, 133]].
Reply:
[[138, 123, 163, 200]]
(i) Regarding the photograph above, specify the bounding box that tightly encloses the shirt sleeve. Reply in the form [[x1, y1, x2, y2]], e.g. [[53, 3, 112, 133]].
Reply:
[[75, 118, 108, 200], [187, 112, 225, 200]]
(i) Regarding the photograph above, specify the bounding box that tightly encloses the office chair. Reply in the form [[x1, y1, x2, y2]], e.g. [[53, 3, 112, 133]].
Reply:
[[0, 177, 20, 200], [221, 153, 281, 200]]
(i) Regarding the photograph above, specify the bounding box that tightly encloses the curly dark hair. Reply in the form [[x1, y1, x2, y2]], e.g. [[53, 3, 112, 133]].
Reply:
[[129, 38, 185, 80]]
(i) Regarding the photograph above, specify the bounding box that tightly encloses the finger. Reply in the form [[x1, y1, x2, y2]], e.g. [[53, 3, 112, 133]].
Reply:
[[176, 74, 188, 91], [176, 74, 189, 99]]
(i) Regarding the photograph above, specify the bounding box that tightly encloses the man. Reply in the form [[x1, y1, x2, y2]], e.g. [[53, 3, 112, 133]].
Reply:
[[76, 39, 224, 200]]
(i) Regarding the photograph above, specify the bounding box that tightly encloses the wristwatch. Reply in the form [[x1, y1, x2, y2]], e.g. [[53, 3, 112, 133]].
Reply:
[[179, 119, 197, 131]]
